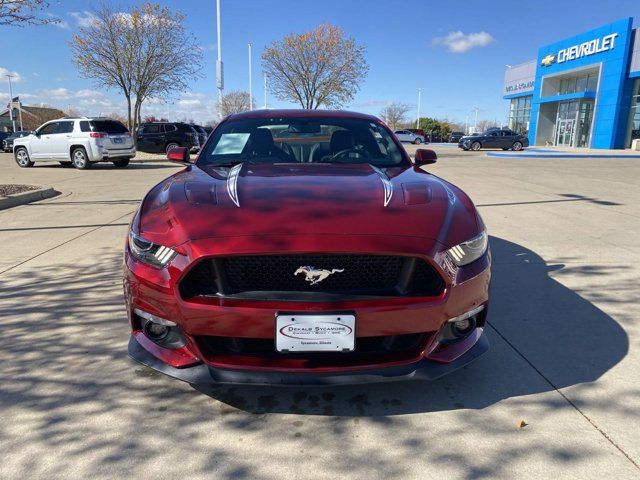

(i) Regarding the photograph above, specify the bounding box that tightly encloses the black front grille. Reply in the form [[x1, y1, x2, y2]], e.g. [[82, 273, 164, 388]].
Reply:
[[197, 333, 427, 360], [180, 254, 445, 300]]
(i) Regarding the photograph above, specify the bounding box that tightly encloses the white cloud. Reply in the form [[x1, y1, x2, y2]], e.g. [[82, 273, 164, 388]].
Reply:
[[40, 88, 104, 100], [432, 31, 495, 53], [0, 67, 23, 82], [141, 92, 217, 123], [3, 84, 217, 124], [69, 11, 98, 28]]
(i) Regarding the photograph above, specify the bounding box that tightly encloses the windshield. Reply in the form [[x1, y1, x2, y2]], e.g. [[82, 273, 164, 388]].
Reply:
[[197, 116, 406, 167]]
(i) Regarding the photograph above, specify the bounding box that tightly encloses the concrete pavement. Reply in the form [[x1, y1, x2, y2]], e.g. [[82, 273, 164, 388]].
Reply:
[[1, 149, 639, 479]]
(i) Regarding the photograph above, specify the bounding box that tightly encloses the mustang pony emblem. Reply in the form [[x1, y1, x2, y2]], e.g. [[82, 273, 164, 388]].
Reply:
[[294, 266, 344, 285]]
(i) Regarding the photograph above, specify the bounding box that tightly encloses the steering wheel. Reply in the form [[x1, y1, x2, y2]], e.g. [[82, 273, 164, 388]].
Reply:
[[325, 147, 371, 162]]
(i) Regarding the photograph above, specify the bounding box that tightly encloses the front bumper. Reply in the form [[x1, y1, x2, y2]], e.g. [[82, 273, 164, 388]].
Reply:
[[123, 234, 491, 384], [128, 330, 489, 385]]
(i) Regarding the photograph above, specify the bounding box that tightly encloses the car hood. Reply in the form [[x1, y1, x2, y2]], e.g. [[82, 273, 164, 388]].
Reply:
[[137, 163, 480, 249]]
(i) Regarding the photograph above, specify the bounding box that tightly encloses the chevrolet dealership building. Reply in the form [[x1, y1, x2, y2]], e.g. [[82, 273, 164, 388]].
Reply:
[[504, 17, 640, 149]]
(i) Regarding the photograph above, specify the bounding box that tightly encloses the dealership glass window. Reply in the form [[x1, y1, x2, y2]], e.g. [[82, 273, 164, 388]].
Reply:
[[627, 79, 640, 147], [508, 96, 531, 134], [577, 101, 594, 148], [553, 72, 598, 96]]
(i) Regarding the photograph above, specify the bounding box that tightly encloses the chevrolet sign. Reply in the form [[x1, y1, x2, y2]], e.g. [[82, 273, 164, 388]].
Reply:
[[541, 54, 556, 67], [541, 33, 618, 67]]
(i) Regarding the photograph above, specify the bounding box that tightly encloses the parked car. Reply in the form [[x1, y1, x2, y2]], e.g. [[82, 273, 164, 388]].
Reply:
[[125, 109, 490, 386], [406, 128, 426, 138], [394, 129, 425, 144], [0, 131, 10, 145], [13, 118, 135, 169], [136, 122, 200, 154], [191, 124, 208, 147], [449, 131, 465, 143], [458, 129, 529, 151], [2, 130, 32, 152]]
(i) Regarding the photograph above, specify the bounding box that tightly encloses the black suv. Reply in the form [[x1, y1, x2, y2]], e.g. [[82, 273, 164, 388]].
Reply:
[[191, 124, 208, 147], [458, 129, 529, 151], [136, 122, 200, 154], [2, 130, 32, 152], [449, 131, 465, 143]]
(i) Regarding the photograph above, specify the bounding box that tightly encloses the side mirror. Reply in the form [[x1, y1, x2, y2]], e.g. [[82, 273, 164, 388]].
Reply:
[[414, 148, 437, 166], [167, 146, 191, 164]]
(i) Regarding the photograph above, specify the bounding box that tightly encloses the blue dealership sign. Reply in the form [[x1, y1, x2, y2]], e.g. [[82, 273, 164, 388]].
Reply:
[[527, 18, 635, 149]]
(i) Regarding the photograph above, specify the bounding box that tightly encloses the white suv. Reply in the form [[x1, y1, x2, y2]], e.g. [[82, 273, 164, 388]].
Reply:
[[393, 130, 425, 144], [13, 117, 136, 169]]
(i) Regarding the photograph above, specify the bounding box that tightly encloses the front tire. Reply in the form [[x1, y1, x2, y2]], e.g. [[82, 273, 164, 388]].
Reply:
[[15, 147, 34, 168], [512, 141, 523, 151], [112, 158, 130, 168], [471, 141, 481, 151], [72, 147, 91, 169], [413, 137, 421, 145]]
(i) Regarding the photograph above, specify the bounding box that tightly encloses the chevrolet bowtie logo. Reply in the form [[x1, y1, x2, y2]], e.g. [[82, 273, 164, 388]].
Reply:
[[541, 54, 556, 67]]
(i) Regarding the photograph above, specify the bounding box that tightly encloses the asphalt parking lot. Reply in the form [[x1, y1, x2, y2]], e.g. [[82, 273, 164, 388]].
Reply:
[[1, 146, 639, 479]]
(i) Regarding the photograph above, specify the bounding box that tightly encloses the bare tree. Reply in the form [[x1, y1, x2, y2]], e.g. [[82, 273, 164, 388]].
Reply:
[[70, 2, 203, 139], [219, 91, 251, 117], [104, 112, 129, 124], [0, 0, 57, 26], [379, 102, 411, 129], [476, 119, 499, 132], [262, 24, 368, 109]]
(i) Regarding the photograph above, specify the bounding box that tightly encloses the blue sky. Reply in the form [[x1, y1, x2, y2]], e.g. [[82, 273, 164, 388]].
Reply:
[[2, 0, 639, 124]]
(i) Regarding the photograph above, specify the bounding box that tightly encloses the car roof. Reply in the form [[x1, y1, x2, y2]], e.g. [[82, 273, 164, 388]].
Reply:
[[227, 109, 381, 123]]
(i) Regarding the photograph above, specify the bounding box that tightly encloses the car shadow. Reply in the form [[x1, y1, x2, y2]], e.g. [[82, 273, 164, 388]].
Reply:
[[194, 235, 629, 416]]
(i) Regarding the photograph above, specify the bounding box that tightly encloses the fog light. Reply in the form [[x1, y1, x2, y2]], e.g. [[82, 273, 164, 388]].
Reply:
[[452, 317, 475, 335], [143, 320, 170, 340], [133, 308, 187, 349], [439, 305, 486, 343]]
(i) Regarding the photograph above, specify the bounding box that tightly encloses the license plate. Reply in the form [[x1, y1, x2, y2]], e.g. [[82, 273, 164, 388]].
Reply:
[[112, 137, 123, 144], [275, 314, 355, 352]]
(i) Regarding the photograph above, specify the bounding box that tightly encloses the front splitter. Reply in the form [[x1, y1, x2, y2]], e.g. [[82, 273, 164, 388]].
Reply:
[[127, 333, 489, 386]]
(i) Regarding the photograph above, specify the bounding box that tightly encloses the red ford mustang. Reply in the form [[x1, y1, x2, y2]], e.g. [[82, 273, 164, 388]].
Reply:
[[123, 109, 490, 385]]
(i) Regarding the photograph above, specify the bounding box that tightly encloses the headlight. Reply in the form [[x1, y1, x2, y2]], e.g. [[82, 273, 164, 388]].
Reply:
[[447, 231, 488, 266], [128, 231, 176, 268]]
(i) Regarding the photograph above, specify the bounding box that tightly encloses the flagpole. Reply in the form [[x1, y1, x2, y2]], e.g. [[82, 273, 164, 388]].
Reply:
[[18, 100, 23, 131], [6, 74, 16, 132]]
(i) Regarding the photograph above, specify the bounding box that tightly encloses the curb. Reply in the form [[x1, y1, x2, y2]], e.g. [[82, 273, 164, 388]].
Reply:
[[486, 152, 640, 159], [0, 187, 60, 210]]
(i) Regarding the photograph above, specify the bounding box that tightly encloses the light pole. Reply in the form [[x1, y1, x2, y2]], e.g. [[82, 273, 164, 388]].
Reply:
[[248, 42, 253, 110], [215, 0, 224, 116], [263, 72, 268, 109], [416, 88, 423, 129], [6, 74, 16, 132], [474, 106, 479, 130]]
